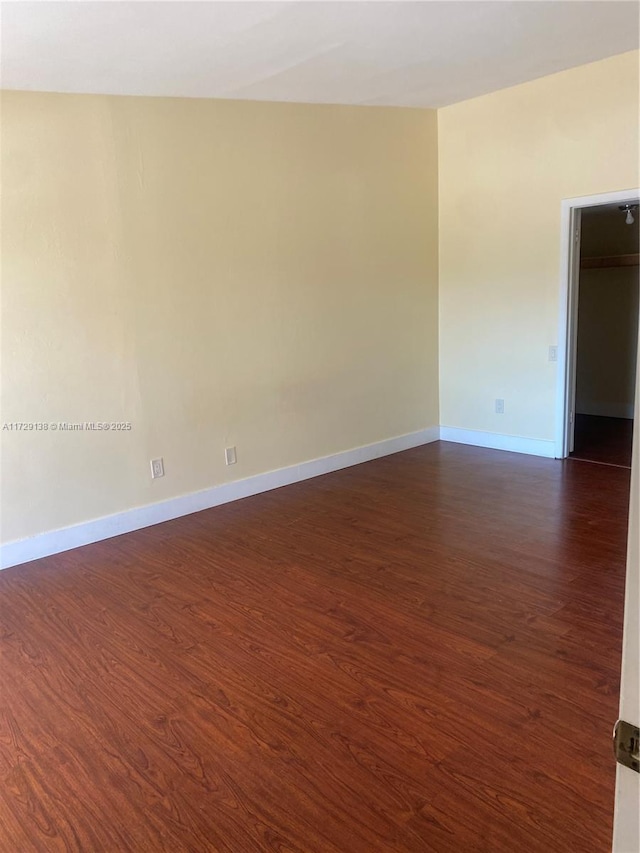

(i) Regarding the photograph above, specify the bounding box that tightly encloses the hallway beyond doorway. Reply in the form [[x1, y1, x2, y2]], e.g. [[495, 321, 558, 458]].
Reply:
[[570, 413, 633, 468]]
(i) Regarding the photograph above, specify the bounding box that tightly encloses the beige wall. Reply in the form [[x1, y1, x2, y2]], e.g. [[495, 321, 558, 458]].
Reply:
[[612, 340, 640, 851], [439, 51, 640, 440], [1, 92, 439, 543]]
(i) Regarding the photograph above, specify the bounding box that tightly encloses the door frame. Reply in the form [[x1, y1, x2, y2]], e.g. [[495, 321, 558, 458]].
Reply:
[[554, 187, 640, 459], [613, 362, 640, 849]]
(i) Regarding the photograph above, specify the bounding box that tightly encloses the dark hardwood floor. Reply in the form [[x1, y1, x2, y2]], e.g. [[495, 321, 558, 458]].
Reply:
[[0, 442, 630, 852], [570, 413, 634, 468]]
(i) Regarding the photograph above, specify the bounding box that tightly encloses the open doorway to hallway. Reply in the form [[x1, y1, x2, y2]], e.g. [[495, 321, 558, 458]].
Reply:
[[558, 190, 640, 465], [570, 203, 639, 468]]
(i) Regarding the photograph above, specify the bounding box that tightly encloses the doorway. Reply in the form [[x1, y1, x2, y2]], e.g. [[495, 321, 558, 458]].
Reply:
[[557, 189, 640, 465], [572, 203, 639, 466]]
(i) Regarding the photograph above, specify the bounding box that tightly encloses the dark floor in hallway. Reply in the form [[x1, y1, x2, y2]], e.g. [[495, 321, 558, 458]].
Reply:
[[0, 442, 630, 852], [570, 413, 634, 468]]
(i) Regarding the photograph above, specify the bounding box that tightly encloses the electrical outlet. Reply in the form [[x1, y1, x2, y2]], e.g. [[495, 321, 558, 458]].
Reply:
[[495, 399, 505, 414], [225, 446, 237, 466], [150, 457, 165, 479], [548, 345, 558, 362]]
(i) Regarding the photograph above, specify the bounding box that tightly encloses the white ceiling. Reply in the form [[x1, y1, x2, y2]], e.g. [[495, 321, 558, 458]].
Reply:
[[1, 1, 638, 109]]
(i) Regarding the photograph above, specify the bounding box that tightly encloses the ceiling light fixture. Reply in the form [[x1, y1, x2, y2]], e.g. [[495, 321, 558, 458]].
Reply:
[[619, 204, 638, 225]]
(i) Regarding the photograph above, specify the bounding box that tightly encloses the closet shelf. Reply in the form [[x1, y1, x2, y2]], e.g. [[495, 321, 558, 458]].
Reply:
[[581, 253, 639, 269]]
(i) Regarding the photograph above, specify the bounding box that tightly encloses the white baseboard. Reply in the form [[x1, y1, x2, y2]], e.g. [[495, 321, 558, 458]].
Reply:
[[0, 426, 439, 570], [576, 402, 634, 420], [439, 426, 556, 458]]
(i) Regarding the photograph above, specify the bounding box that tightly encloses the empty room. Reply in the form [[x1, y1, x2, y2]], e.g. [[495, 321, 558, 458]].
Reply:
[[1, 2, 639, 851]]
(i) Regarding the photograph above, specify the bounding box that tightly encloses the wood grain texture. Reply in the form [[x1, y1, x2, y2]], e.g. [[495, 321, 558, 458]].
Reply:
[[0, 442, 630, 852]]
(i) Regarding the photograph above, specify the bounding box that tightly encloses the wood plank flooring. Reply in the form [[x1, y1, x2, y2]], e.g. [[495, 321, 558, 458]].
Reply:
[[0, 442, 630, 852]]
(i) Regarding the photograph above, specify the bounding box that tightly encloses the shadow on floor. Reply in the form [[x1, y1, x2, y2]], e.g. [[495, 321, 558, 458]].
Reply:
[[570, 413, 634, 468]]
